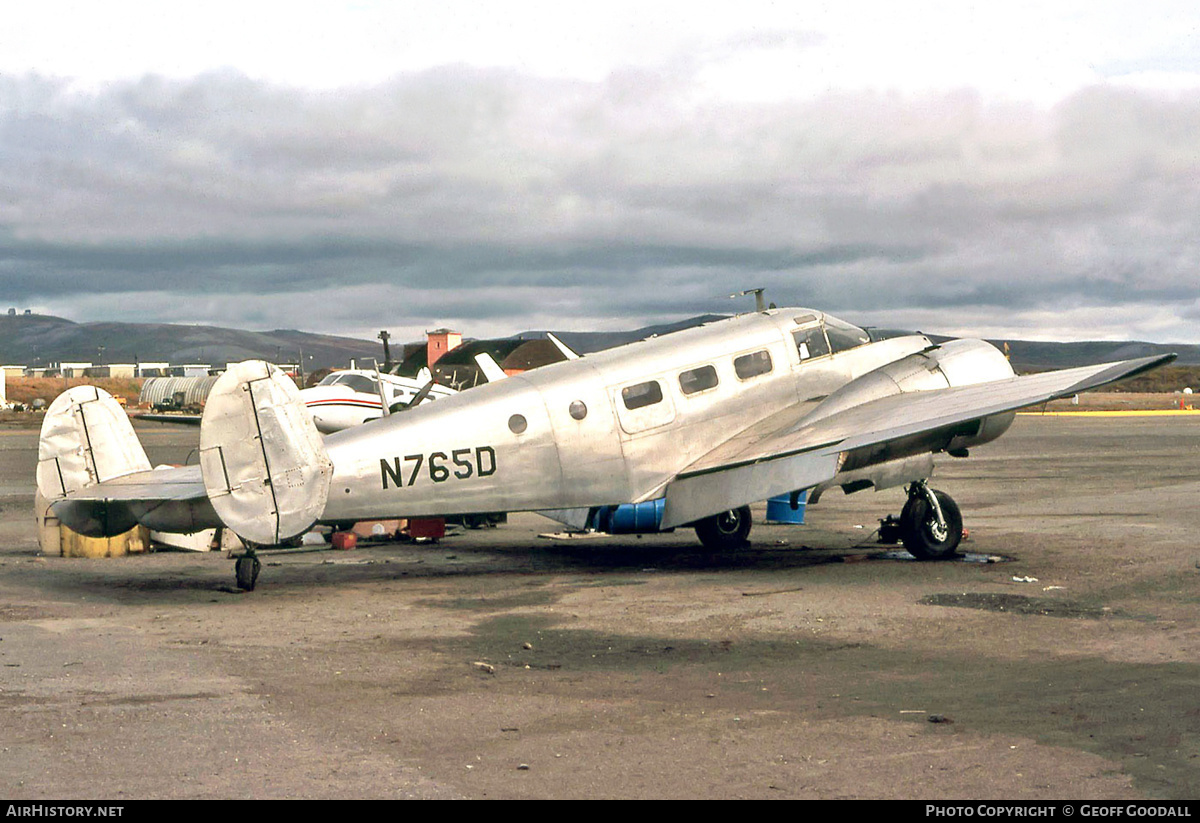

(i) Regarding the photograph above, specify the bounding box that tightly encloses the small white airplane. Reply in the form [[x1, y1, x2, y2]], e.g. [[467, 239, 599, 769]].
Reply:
[[136, 345, 517, 434], [135, 367, 463, 434], [37, 306, 1173, 588], [300, 368, 456, 434]]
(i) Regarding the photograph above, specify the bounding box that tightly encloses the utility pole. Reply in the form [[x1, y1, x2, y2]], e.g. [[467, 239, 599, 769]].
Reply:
[[378, 330, 393, 372]]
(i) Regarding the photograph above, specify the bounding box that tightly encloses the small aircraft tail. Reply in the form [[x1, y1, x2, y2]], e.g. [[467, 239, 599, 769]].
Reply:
[[474, 352, 509, 382], [546, 333, 580, 361], [198, 361, 334, 546]]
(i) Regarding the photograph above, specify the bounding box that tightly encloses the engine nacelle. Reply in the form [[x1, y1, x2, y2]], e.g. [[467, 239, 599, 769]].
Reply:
[[808, 338, 1016, 477]]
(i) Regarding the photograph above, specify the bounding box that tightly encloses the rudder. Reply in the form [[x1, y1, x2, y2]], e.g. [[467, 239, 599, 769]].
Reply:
[[37, 386, 152, 501], [199, 361, 333, 545]]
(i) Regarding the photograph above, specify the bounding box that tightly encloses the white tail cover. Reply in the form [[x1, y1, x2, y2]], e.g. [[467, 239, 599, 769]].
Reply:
[[36, 386, 151, 500], [199, 361, 332, 545]]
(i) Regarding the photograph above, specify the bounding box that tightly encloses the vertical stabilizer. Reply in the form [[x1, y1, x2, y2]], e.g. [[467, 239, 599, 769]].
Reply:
[[199, 361, 333, 545], [474, 352, 509, 382], [36, 386, 151, 501]]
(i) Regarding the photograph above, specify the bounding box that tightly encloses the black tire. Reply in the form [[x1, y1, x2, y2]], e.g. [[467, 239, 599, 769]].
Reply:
[[694, 506, 753, 550], [899, 489, 962, 560], [235, 555, 261, 591]]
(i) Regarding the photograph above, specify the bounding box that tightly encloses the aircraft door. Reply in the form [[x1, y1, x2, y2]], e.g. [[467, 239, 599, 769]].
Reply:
[[533, 364, 631, 506]]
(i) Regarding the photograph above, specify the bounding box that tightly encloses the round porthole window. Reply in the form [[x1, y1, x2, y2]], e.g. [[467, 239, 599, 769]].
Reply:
[[508, 413, 528, 434], [569, 400, 587, 420]]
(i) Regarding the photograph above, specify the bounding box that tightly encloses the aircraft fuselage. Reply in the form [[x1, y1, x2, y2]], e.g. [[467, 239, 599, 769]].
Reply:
[[317, 310, 956, 523]]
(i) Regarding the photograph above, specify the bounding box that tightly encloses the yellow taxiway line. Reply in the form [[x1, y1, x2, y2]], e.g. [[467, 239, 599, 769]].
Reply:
[[1018, 409, 1200, 417]]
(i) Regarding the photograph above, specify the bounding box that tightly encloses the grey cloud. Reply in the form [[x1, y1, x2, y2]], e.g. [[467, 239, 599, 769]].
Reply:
[[2, 70, 1199, 342]]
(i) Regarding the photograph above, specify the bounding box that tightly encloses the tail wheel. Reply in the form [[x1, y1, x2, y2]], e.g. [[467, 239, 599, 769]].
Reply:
[[900, 489, 962, 560], [694, 505, 753, 550], [235, 555, 261, 591]]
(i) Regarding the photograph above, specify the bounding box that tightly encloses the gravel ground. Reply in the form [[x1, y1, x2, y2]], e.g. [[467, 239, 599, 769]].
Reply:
[[0, 413, 1197, 799]]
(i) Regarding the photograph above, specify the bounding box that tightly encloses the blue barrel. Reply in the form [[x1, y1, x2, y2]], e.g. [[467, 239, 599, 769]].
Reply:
[[606, 499, 667, 533], [766, 491, 807, 524]]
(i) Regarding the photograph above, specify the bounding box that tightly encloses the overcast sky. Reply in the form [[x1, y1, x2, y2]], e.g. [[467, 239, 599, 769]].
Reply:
[[2, 1, 1199, 344]]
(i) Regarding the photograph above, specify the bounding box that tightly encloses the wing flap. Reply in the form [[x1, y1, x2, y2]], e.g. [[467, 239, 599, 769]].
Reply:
[[661, 448, 839, 529]]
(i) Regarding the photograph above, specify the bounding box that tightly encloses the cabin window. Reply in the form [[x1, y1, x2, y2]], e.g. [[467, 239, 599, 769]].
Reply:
[[678, 365, 719, 395], [508, 414, 528, 434], [622, 380, 664, 410], [824, 318, 871, 353], [733, 350, 773, 380], [615, 379, 676, 435], [794, 328, 830, 361]]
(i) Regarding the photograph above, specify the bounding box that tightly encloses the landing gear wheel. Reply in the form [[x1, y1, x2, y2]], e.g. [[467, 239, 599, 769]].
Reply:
[[900, 488, 962, 560], [235, 555, 261, 591], [694, 505, 753, 550]]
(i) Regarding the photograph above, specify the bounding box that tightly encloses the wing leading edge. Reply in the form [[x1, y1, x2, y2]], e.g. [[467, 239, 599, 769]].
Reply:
[[659, 353, 1176, 529]]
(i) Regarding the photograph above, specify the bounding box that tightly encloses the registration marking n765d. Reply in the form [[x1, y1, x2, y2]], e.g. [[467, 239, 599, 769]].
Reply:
[[380, 446, 496, 489]]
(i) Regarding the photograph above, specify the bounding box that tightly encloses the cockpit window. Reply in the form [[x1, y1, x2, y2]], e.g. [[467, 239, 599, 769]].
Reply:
[[794, 328, 830, 361], [824, 317, 871, 353]]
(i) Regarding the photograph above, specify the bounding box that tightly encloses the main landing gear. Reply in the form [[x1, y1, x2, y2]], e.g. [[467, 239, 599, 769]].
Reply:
[[693, 505, 753, 550], [879, 481, 963, 560]]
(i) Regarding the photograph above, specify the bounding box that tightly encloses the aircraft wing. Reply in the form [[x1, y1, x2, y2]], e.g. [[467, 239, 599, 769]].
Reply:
[[659, 353, 1175, 528]]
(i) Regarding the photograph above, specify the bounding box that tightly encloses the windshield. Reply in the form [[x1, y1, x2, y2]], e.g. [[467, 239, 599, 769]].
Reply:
[[822, 315, 871, 353], [319, 373, 380, 394]]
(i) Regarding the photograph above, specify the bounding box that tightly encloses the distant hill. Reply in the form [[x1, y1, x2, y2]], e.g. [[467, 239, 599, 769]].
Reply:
[[2, 311, 1196, 376], [518, 314, 731, 354], [0, 314, 382, 370], [983, 338, 1200, 370]]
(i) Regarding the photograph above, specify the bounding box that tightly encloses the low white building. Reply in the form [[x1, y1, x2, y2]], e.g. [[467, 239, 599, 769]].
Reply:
[[84, 364, 139, 378], [169, 364, 213, 378], [55, 362, 93, 378], [136, 362, 171, 377]]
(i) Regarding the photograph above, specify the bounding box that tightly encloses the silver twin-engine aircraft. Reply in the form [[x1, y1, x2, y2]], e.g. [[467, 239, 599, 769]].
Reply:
[[37, 308, 1173, 587]]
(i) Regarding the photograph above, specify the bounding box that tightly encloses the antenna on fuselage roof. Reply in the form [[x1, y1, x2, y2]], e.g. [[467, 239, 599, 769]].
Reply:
[[728, 288, 768, 313]]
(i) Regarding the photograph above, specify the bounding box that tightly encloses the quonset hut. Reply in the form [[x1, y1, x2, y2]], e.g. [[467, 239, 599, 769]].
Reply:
[[138, 376, 220, 410]]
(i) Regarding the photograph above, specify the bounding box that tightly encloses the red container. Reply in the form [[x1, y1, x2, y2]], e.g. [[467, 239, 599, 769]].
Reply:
[[407, 518, 445, 540], [331, 531, 358, 551]]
